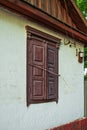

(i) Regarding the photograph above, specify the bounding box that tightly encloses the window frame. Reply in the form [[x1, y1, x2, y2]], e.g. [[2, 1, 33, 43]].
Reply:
[[26, 26, 60, 106]]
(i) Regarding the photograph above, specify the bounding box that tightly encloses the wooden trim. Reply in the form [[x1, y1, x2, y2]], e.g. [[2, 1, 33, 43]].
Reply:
[[51, 118, 87, 130], [66, 0, 87, 34], [25, 26, 60, 44], [0, 0, 87, 45], [70, 0, 87, 27]]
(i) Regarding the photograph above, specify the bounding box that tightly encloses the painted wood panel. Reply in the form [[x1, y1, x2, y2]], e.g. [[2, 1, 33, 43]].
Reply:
[[47, 45, 58, 100], [27, 38, 46, 101]]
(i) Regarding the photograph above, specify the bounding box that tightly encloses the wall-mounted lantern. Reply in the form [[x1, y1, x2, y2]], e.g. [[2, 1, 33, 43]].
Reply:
[[76, 49, 84, 63], [78, 51, 84, 63]]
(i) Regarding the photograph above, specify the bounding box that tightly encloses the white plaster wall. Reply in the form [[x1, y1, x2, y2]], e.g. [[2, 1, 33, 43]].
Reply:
[[0, 9, 84, 130]]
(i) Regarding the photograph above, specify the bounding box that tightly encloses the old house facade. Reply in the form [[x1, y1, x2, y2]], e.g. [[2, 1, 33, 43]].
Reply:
[[0, 0, 87, 130]]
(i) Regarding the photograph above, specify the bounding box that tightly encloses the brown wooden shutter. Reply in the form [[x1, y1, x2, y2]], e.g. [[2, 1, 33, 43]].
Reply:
[[26, 26, 60, 106], [27, 38, 46, 105], [46, 44, 58, 102]]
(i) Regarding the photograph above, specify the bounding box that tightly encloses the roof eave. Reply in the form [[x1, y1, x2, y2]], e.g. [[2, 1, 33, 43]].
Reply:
[[0, 0, 87, 45]]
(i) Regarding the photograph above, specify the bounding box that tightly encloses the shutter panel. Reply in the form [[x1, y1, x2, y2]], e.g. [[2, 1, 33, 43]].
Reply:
[[47, 44, 58, 102], [27, 38, 46, 104], [26, 26, 60, 106]]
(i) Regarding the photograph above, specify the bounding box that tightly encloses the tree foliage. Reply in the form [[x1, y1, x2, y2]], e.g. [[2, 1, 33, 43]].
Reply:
[[75, 0, 87, 19], [84, 48, 87, 68]]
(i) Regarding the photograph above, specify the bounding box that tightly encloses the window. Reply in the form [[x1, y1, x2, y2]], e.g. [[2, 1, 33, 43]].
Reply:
[[26, 26, 60, 106]]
